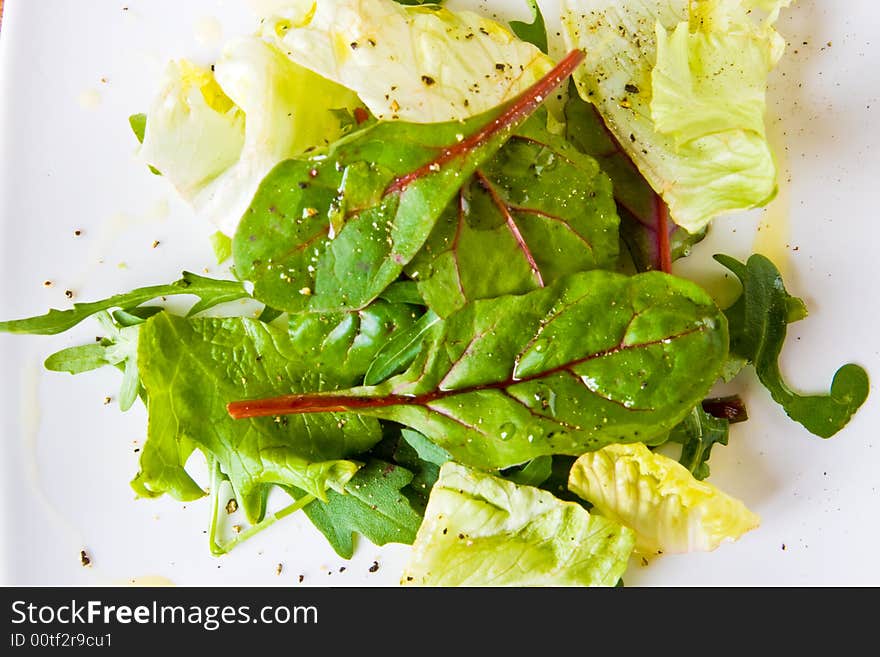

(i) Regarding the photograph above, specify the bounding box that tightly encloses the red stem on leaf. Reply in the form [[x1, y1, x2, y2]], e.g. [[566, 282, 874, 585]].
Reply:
[[385, 49, 586, 195], [590, 107, 673, 273], [475, 171, 545, 287], [227, 327, 704, 420], [656, 199, 672, 274]]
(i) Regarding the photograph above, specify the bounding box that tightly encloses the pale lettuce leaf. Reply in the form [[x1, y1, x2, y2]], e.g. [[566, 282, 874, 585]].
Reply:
[[402, 462, 634, 586], [140, 37, 360, 234], [561, 0, 791, 232], [260, 0, 554, 122], [569, 443, 760, 555]]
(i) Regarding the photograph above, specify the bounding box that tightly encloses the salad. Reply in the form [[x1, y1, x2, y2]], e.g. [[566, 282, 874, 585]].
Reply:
[[0, 0, 870, 586]]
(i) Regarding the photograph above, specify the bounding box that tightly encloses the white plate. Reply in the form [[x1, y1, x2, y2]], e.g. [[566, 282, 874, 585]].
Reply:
[[1, 0, 878, 586]]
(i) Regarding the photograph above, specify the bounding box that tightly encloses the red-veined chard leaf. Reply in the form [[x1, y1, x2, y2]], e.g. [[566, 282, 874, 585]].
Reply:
[[406, 114, 619, 318], [232, 51, 585, 315], [564, 84, 705, 273], [228, 270, 729, 470], [716, 253, 869, 438]]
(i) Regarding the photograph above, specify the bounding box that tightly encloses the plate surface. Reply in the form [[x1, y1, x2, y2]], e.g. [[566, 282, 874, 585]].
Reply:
[[1, 0, 878, 586]]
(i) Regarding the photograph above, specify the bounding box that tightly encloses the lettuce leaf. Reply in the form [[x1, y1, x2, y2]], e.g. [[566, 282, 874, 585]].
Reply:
[[140, 37, 360, 234], [260, 0, 554, 122], [561, 0, 791, 233], [402, 462, 634, 586], [569, 443, 759, 554], [134, 313, 382, 522]]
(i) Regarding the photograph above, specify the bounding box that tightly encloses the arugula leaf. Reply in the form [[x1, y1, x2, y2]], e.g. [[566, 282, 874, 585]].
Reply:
[[45, 344, 110, 375], [229, 269, 729, 470], [288, 301, 420, 387], [716, 254, 869, 438], [510, 0, 549, 54], [0, 272, 249, 336], [298, 460, 423, 559], [399, 428, 451, 468], [392, 429, 450, 511], [112, 306, 164, 327], [564, 85, 704, 272], [45, 312, 143, 411], [668, 405, 730, 480], [407, 114, 619, 317], [402, 462, 634, 586], [134, 313, 383, 522], [233, 52, 586, 315]]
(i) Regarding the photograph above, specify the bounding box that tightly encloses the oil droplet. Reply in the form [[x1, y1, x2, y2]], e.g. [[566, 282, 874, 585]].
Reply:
[[78, 89, 102, 110], [195, 17, 224, 47], [499, 422, 517, 441]]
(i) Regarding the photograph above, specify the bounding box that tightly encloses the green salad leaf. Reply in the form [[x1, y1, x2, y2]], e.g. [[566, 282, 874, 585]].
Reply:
[[561, 0, 790, 233], [210, 231, 233, 264], [260, 0, 553, 122], [229, 269, 729, 470], [233, 52, 585, 314], [563, 84, 705, 272], [0, 272, 248, 336], [134, 313, 384, 522], [297, 459, 423, 559], [501, 456, 554, 487], [668, 405, 730, 480], [288, 301, 421, 386], [569, 443, 760, 554], [402, 462, 634, 586], [407, 114, 619, 317], [139, 38, 360, 234], [364, 310, 441, 386], [510, 0, 549, 54], [717, 254, 869, 438], [45, 312, 143, 412]]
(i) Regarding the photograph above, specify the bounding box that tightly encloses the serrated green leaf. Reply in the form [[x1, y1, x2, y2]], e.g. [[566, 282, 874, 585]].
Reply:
[[0, 272, 249, 336], [668, 405, 729, 480], [716, 253, 869, 438], [300, 459, 423, 559]]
